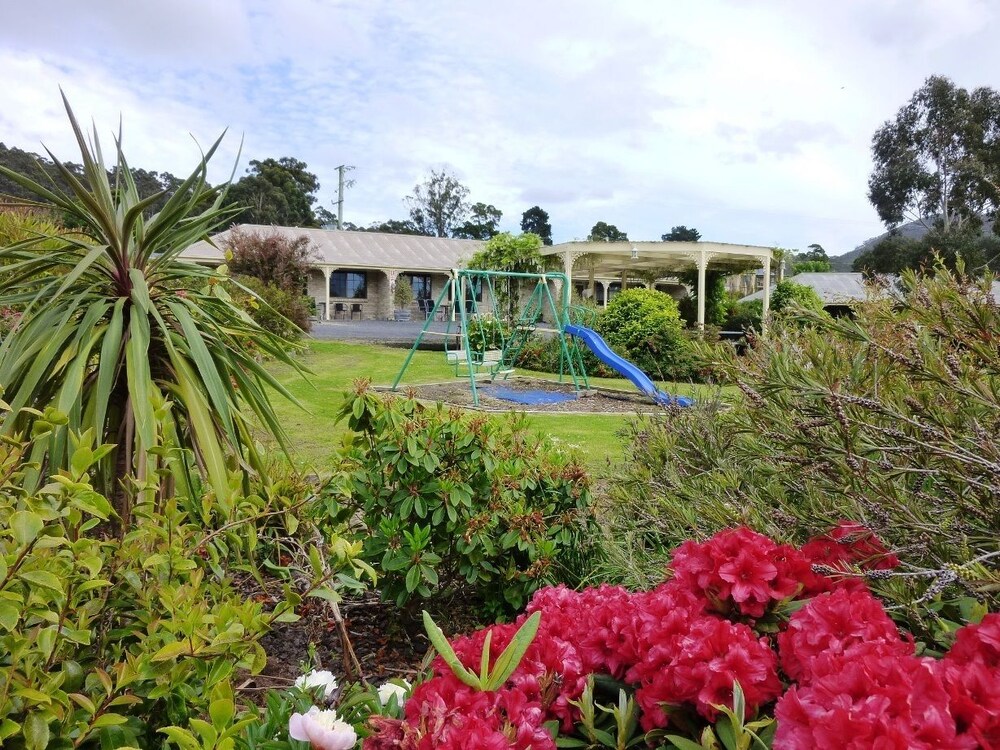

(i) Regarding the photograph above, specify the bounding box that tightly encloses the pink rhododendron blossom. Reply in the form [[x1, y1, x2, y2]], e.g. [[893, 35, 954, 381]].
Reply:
[[289, 706, 357, 750], [778, 588, 911, 683], [800, 521, 899, 592], [364, 526, 997, 750], [669, 527, 812, 617]]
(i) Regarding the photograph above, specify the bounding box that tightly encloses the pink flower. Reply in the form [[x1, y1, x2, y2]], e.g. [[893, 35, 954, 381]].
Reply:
[[778, 588, 911, 683], [289, 707, 357, 750]]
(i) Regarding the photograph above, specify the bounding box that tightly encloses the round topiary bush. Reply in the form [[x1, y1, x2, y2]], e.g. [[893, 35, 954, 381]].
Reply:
[[596, 288, 688, 378]]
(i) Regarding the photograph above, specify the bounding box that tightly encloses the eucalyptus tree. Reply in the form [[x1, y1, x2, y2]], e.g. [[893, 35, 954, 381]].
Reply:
[[0, 96, 303, 526]]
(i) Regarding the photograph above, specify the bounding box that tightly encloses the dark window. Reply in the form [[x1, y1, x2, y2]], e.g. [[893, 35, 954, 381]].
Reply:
[[330, 271, 367, 299], [406, 274, 432, 300]]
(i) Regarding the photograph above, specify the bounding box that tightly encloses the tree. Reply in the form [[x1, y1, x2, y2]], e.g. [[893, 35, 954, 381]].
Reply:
[[364, 219, 424, 235], [453, 202, 503, 240], [520, 206, 553, 246], [868, 75, 1000, 233], [791, 245, 832, 273], [406, 169, 470, 237], [0, 97, 303, 526], [588, 221, 628, 242], [226, 157, 322, 227], [662, 225, 701, 242], [466, 232, 544, 321], [852, 234, 924, 274]]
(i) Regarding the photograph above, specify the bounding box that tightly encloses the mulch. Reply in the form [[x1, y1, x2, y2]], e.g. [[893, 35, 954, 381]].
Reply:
[[249, 591, 485, 695]]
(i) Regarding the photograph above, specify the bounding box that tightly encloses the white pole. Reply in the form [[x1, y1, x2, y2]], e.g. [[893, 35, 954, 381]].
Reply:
[[323, 267, 331, 320], [696, 251, 707, 331]]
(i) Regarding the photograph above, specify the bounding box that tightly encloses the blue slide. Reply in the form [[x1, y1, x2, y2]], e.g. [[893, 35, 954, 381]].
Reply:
[[564, 324, 694, 407]]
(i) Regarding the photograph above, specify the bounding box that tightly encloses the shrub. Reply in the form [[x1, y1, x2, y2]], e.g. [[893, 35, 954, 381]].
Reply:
[[360, 527, 999, 750], [596, 288, 691, 379], [224, 226, 317, 293], [466, 315, 510, 354], [0, 428, 279, 746], [392, 277, 414, 310], [231, 274, 311, 341], [725, 298, 763, 331], [770, 279, 825, 315], [601, 267, 1000, 645], [332, 384, 599, 616]]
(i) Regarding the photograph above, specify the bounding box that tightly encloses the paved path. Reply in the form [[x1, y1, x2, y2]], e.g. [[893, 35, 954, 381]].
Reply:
[[308, 320, 458, 347]]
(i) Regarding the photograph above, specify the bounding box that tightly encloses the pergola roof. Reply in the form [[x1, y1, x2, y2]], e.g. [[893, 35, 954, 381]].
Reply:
[[541, 240, 774, 277]]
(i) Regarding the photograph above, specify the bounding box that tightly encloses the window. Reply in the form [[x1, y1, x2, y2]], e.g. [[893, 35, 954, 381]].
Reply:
[[405, 274, 432, 300], [330, 271, 367, 299]]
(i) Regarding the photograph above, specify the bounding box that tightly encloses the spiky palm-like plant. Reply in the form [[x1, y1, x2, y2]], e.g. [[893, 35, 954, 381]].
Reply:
[[0, 95, 304, 524]]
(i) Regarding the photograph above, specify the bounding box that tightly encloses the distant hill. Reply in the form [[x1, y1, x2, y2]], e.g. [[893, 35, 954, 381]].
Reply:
[[829, 219, 933, 271], [830, 218, 1000, 271]]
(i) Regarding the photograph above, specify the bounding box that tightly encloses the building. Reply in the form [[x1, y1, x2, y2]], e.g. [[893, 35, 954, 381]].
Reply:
[[181, 224, 484, 320], [182, 225, 779, 325]]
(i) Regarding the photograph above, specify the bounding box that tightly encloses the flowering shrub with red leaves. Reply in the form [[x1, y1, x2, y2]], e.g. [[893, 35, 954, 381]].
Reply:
[[363, 526, 1000, 750]]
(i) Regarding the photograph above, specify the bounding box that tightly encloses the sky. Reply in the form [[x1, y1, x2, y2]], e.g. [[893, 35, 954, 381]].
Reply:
[[3, 1, 1000, 256]]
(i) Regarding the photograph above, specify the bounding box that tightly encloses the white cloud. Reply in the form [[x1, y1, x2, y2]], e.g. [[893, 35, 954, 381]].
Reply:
[[2, 0, 1000, 253]]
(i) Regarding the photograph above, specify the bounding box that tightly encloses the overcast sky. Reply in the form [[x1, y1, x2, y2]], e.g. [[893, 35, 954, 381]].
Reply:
[[3, 1, 1000, 255]]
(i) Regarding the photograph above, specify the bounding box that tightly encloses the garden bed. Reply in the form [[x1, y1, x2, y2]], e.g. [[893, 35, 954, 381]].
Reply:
[[384, 376, 668, 413]]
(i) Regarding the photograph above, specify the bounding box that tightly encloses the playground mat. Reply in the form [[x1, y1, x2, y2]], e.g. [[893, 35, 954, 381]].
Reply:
[[399, 377, 668, 413]]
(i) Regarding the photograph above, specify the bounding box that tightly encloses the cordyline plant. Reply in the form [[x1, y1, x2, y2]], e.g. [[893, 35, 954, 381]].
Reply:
[[0, 94, 303, 526]]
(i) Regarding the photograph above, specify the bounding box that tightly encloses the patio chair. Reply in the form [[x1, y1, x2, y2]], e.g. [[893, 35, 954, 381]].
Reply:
[[350, 302, 363, 320], [333, 302, 347, 319]]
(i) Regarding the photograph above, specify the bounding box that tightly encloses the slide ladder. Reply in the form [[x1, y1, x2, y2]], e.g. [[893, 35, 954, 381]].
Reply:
[[563, 324, 693, 407]]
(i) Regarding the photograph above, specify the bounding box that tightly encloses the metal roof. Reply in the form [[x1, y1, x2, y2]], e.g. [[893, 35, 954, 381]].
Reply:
[[741, 273, 1000, 304], [180, 224, 484, 272], [740, 273, 873, 304]]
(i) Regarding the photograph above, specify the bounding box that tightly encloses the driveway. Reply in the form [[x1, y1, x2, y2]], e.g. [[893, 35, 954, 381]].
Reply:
[[307, 319, 458, 347]]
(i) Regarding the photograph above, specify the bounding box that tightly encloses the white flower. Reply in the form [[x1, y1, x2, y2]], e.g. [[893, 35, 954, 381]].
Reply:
[[376, 680, 410, 707], [288, 706, 357, 750], [294, 669, 339, 700]]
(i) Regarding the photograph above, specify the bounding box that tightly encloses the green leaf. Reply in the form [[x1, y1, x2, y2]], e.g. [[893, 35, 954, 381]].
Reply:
[[665, 736, 709, 750], [483, 610, 541, 691], [23, 712, 49, 750], [18, 569, 62, 593], [10, 510, 43, 546], [152, 640, 192, 662], [0, 601, 19, 631], [159, 727, 202, 750], [421, 610, 481, 689], [209, 698, 235, 730]]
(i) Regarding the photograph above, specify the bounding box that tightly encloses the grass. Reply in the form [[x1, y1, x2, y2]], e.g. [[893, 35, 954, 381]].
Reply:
[[265, 339, 728, 471]]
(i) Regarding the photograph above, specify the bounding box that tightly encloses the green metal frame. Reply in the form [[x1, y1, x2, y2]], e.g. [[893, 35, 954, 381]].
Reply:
[[391, 269, 589, 406]]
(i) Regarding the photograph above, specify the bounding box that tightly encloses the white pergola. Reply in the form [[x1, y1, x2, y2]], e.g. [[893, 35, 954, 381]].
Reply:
[[542, 240, 776, 328]]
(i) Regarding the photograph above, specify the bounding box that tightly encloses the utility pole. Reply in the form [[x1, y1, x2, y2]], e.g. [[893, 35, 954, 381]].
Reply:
[[334, 165, 355, 230]]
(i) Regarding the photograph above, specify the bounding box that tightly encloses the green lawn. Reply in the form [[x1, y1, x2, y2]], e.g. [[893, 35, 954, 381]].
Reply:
[[265, 339, 725, 471]]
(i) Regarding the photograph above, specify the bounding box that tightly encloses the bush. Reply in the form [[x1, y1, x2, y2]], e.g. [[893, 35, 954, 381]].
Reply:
[[596, 288, 693, 379], [0, 429, 279, 745], [332, 384, 599, 616], [770, 279, 825, 315], [602, 267, 1000, 646], [466, 315, 510, 354], [361, 528, 999, 749], [231, 274, 312, 341], [724, 298, 763, 331]]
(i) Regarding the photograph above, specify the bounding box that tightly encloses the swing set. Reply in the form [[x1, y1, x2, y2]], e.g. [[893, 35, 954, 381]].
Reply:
[[391, 269, 589, 406]]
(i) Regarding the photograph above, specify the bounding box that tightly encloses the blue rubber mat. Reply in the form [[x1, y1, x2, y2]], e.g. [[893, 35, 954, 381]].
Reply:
[[479, 386, 577, 405]]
